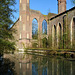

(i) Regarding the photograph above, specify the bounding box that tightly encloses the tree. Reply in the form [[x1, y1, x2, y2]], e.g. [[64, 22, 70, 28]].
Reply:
[[0, 0, 16, 54], [72, 0, 75, 4], [47, 35, 52, 48], [42, 37, 48, 48], [71, 0, 75, 5]]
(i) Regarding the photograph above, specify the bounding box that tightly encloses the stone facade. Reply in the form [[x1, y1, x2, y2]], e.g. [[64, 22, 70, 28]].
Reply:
[[13, 0, 75, 50], [49, 7, 75, 49]]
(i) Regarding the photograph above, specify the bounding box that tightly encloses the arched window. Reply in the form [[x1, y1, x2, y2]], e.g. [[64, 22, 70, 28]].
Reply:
[[52, 25, 57, 47], [32, 18, 38, 39], [57, 23, 62, 48], [54, 25, 56, 42], [73, 17, 75, 40], [59, 23, 62, 40], [42, 20, 47, 34]]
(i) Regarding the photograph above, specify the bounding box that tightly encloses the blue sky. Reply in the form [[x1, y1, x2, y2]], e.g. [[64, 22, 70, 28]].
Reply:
[[14, 0, 74, 22]]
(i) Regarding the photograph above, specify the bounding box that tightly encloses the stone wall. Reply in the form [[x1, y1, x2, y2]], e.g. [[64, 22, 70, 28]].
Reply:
[[49, 8, 75, 49], [13, 0, 75, 50]]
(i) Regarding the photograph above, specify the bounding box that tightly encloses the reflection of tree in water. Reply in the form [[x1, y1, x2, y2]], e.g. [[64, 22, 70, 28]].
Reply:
[[0, 58, 17, 75], [40, 57, 47, 74]]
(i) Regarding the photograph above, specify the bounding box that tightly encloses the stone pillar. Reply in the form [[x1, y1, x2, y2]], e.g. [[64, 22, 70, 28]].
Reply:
[[19, 0, 30, 48], [57, 0, 66, 14]]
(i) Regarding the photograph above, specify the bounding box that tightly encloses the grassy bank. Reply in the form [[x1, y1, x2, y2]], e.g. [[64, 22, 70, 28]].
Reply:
[[25, 48, 75, 58], [26, 48, 75, 51]]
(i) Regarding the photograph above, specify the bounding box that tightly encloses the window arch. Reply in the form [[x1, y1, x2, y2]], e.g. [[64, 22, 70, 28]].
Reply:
[[32, 18, 38, 39], [73, 17, 75, 40], [71, 17, 75, 48], [54, 25, 56, 40], [52, 25, 57, 47], [58, 23, 62, 40], [42, 20, 47, 34], [57, 23, 62, 48]]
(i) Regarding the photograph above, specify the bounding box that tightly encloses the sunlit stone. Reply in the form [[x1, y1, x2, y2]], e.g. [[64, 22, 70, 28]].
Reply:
[[20, 33, 21, 39], [27, 15, 29, 21], [23, 4, 26, 10], [27, 0, 29, 3], [27, 33, 29, 38], [23, 24, 25, 31], [20, 0, 21, 3], [20, 16, 21, 21]]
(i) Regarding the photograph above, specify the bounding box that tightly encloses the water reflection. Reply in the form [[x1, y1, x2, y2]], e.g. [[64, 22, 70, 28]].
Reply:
[[0, 58, 17, 75], [4, 53, 75, 75]]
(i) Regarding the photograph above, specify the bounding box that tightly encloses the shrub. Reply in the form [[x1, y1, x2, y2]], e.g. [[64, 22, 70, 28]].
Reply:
[[32, 43, 38, 48]]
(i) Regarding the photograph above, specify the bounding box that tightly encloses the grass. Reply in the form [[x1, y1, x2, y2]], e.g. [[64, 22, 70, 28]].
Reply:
[[26, 48, 74, 51]]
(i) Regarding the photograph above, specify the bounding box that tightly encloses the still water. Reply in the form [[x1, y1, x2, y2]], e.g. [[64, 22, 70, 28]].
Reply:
[[4, 53, 75, 75]]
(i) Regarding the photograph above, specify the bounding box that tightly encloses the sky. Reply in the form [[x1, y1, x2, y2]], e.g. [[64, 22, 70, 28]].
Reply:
[[13, 0, 74, 22]]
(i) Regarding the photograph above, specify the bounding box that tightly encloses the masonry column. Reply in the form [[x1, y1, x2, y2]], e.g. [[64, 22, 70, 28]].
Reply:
[[57, 0, 66, 14], [19, 0, 30, 49]]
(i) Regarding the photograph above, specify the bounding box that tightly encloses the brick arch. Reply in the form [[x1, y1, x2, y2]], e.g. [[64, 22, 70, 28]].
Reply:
[[52, 25, 57, 47], [42, 19, 48, 24], [31, 17, 39, 23], [41, 17, 48, 23], [39, 17, 48, 33], [57, 22, 62, 48], [57, 23, 62, 35]]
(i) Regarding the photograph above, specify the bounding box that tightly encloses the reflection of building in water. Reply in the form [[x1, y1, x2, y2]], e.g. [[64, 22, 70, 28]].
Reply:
[[20, 62, 32, 75], [6, 54, 32, 75], [4, 54, 75, 75], [31, 56, 75, 75], [19, 54, 32, 75]]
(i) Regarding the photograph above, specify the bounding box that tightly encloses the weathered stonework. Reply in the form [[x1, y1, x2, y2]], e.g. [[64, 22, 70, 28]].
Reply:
[[13, 0, 75, 50], [58, 0, 66, 14]]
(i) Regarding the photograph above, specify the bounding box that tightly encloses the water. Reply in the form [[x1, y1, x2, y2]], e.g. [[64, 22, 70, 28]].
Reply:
[[2, 53, 75, 75]]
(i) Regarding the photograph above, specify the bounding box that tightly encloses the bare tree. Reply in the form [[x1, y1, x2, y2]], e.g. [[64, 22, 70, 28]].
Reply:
[[71, 0, 75, 5]]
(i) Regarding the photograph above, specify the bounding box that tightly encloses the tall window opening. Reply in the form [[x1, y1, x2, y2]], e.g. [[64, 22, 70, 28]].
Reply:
[[54, 25, 56, 42], [59, 23, 62, 40], [54, 25, 57, 47], [58, 23, 62, 48], [32, 18, 38, 39], [73, 18, 75, 40], [42, 20, 47, 34]]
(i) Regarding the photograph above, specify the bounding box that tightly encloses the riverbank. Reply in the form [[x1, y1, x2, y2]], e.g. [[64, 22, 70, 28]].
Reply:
[[23, 48, 75, 58]]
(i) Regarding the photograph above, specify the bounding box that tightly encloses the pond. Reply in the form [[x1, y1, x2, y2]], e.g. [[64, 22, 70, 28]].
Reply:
[[2, 53, 75, 75]]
